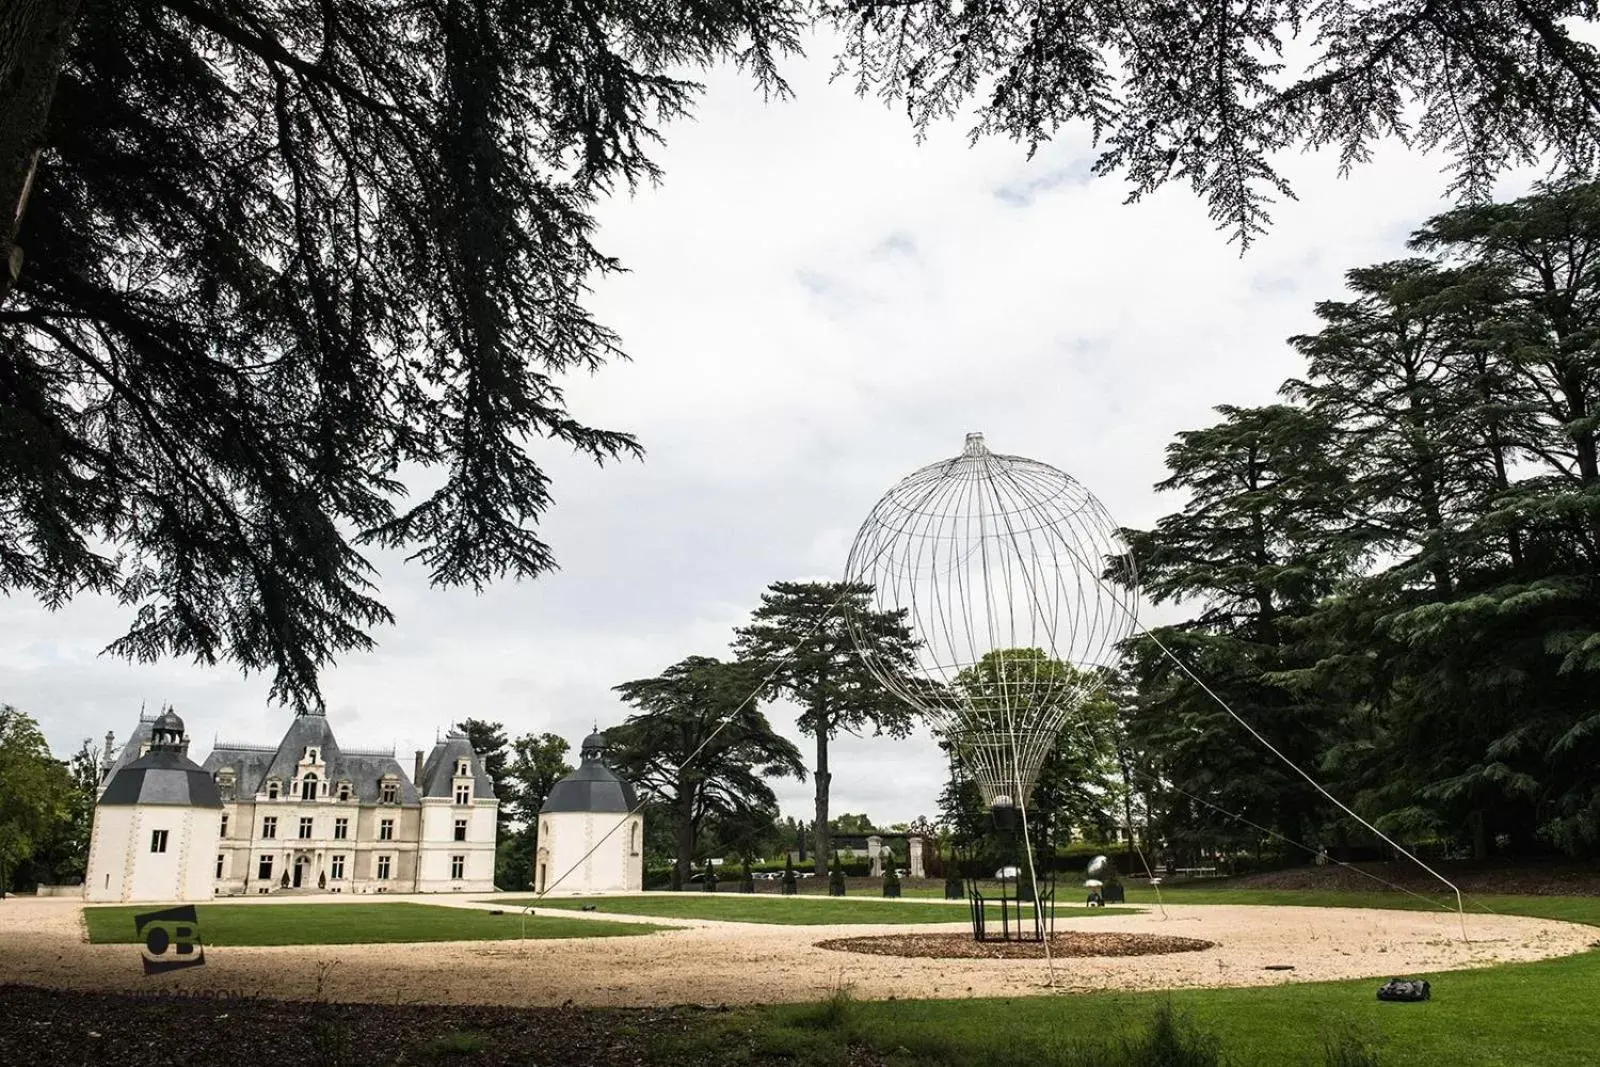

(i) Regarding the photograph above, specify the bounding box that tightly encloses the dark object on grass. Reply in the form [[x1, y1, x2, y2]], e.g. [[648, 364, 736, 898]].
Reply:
[[1377, 978, 1431, 1002], [488, 910, 504, 916], [944, 876, 964, 900], [580, 904, 596, 912], [1103, 882, 1125, 904]]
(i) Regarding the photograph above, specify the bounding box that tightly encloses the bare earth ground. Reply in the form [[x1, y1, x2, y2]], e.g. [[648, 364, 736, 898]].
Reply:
[[0, 894, 1593, 1007]]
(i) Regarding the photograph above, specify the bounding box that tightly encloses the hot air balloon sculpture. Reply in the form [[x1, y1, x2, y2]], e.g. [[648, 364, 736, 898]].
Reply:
[[843, 432, 1138, 940]]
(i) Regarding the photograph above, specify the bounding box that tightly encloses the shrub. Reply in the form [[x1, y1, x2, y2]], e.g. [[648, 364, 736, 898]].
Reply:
[[828, 854, 846, 896]]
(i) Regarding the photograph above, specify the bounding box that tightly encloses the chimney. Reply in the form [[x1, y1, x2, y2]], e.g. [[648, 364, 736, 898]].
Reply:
[[414, 749, 425, 785]]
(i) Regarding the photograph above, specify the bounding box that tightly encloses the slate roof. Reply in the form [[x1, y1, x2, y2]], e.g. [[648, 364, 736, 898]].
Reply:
[[199, 712, 421, 804], [101, 718, 157, 793], [419, 731, 496, 799], [541, 732, 637, 814], [100, 749, 225, 808]]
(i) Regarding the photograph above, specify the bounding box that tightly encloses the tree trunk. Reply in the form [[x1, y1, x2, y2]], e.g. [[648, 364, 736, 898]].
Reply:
[[673, 786, 695, 892], [813, 728, 830, 878], [0, 0, 82, 306]]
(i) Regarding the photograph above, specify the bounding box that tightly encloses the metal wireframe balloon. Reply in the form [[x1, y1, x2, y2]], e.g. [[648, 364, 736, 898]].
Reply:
[[843, 432, 1138, 816]]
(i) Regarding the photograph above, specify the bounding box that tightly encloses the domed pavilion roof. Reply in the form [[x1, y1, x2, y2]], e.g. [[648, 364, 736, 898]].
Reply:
[[99, 709, 222, 809], [540, 729, 637, 814]]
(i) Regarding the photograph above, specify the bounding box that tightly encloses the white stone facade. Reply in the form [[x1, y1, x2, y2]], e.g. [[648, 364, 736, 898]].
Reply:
[[535, 810, 644, 894], [84, 803, 222, 903], [92, 711, 499, 902]]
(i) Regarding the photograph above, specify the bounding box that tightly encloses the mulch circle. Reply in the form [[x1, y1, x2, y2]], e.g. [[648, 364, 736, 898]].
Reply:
[[814, 931, 1216, 960]]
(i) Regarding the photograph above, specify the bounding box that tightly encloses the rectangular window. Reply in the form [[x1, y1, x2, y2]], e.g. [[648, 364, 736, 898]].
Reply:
[[267, 782, 279, 799], [380, 782, 398, 804], [376, 855, 391, 880], [334, 817, 348, 840], [379, 818, 394, 841], [150, 829, 168, 853], [220, 814, 229, 838], [215, 854, 225, 879], [298, 817, 313, 839], [330, 854, 345, 880], [453, 818, 468, 842], [454, 785, 471, 805], [258, 855, 274, 880], [450, 855, 465, 880], [262, 816, 277, 839]]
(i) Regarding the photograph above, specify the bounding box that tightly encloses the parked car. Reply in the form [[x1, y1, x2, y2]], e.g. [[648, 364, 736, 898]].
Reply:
[[995, 866, 1020, 879]]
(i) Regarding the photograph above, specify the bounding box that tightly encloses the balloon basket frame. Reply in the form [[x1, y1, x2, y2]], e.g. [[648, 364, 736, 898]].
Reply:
[[968, 870, 1056, 943]]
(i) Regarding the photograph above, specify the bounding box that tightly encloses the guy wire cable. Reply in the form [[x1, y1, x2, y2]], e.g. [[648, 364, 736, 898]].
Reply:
[[1130, 768, 1469, 917], [520, 467, 957, 933], [1043, 537, 1473, 942]]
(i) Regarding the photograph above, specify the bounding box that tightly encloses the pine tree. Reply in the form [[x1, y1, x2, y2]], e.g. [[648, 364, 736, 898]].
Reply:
[[607, 655, 805, 891], [1119, 404, 1353, 855], [733, 580, 919, 877], [0, 0, 806, 709], [817, 2, 1600, 248]]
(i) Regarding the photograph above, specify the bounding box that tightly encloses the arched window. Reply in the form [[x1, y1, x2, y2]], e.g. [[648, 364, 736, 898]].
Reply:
[[628, 821, 639, 856], [266, 779, 280, 800], [301, 773, 318, 801]]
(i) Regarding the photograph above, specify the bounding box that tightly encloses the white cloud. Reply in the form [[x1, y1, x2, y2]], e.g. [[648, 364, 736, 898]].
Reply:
[[4, 29, 1556, 826]]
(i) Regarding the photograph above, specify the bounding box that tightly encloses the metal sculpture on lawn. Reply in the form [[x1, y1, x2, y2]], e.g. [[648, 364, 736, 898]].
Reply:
[[843, 432, 1138, 941]]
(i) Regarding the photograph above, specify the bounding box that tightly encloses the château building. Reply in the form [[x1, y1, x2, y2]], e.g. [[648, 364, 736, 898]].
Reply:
[[88, 706, 498, 902]]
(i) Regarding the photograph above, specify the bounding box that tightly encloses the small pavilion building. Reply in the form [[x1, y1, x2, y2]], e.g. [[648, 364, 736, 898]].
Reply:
[[535, 730, 643, 894], [85, 710, 223, 902]]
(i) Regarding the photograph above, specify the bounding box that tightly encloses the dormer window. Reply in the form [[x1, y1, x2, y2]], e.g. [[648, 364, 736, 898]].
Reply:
[[456, 759, 470, 777], [337, 781, 351, 801], [303, 746, 320, 763], [380, 780, 399, 804], [454, 784, 471, 805], [300, 773, 319, 801], [266, 779, 281, 800]]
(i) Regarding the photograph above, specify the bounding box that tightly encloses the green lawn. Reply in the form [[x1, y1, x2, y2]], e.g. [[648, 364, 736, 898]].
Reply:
[[82, 901, 663, 946], [664, 889, 1600, 1066], [486, 894, 1137, 925]]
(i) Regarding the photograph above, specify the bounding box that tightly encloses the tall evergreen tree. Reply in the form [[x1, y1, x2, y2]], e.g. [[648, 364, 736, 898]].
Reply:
[[0, 1, 806, 709], [733, 580, 919, 877], [608, 655, 805, 890], [1118, 404, 1352, 855], [820, 2, 1600, 246]]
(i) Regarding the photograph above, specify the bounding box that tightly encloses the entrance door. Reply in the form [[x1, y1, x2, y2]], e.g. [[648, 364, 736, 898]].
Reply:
[[293, 855, 309, 888]]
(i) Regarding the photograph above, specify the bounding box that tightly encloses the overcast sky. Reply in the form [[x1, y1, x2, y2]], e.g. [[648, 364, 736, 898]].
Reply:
[[3, 27, 1554, 827]]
